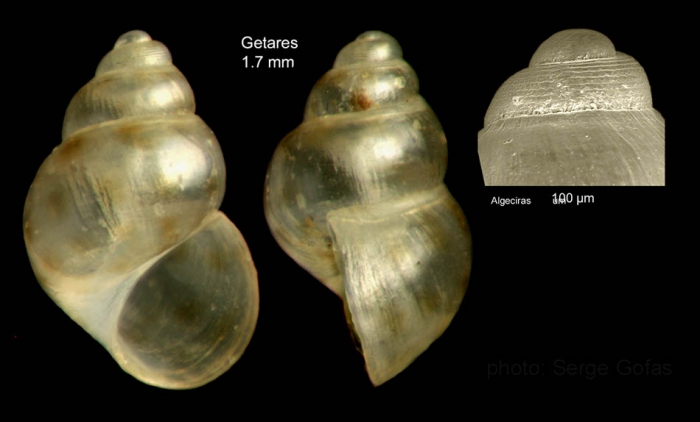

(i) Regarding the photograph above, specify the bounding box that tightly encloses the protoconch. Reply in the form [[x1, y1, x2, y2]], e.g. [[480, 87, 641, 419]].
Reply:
[[23, 30, 259, 389], [264, 31, 472, 385], [478, 29, 665, 186]]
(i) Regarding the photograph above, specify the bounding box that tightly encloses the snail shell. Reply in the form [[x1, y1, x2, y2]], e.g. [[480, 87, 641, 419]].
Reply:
[[478, 29, 665, 186], [264, 31, 472, 386], [23, 30, 259, 389]]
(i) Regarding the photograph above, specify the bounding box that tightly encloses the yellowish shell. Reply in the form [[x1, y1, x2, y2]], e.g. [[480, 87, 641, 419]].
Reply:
[[264, 31, 472, 386], [23, 30, 259, 389]]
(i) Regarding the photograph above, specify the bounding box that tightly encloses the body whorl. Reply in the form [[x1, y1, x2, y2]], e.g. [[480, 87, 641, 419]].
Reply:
[[265, 31, 471, 386], [23, 31, 259, 389]]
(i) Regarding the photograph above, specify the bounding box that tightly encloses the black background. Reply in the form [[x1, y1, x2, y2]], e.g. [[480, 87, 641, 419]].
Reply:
[[7, 8, 679, 406]]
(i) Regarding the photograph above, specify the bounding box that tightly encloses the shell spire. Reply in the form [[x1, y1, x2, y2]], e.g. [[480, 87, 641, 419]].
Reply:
[[478, 29, 665, 186], [62, 30, 195, 141], [24, 30, 259, 389], [265, 31, 471, 386], [303, 31, 416, 119]]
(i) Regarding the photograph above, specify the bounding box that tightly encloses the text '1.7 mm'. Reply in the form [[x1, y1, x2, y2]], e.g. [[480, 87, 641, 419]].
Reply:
[[243, 56, 295, 69]]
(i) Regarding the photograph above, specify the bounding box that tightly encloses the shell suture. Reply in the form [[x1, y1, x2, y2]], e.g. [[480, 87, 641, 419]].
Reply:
[[478, 29, 665, 186], [264, 31, 472, 386], [23, 30, 259, 389]]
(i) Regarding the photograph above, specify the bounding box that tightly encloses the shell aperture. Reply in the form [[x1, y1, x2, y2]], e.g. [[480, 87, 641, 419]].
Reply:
[[23, 30, 259, 389], [264, 31, 472, 386], [478, 29, 665, 186]]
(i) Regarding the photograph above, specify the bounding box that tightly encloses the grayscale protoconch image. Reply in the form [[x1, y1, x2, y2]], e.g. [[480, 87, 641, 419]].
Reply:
[[22, 30, 259, 390], [264, 31, 472, 386], [478, 29, 665, 186]]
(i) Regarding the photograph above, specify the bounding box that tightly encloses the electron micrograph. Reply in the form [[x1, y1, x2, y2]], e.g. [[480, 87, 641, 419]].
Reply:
[[478, 29, 665, 186]]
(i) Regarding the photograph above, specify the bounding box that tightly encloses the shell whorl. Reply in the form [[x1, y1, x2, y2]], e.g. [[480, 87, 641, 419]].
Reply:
[[304, 31, 420, 119], [484, 29, 653, 126], [478, 29, 665, 186], [24, 30, 258, 389], [266, 31, 450, 292], [265, 31, 471, 386], [62, 30, 195, 141], [27, 30, 224, 284]]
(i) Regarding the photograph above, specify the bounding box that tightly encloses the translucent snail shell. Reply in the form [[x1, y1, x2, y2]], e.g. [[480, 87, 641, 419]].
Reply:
[[264, 31, 472, 386], [23, 30, 259, 389], [478, 29, 665, 186]]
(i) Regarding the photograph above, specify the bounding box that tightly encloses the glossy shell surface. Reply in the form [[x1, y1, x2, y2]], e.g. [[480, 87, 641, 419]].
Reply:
[[23, 30, 259, 389], [264, 31, 472, 385]]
